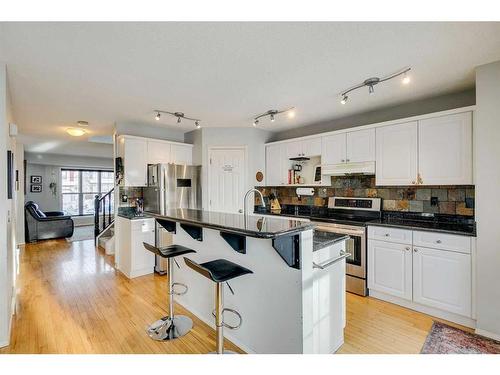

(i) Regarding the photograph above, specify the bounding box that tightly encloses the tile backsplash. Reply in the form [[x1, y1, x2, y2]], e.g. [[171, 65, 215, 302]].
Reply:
[[256, 175, 474, 216], [118, 186, 144, 207]]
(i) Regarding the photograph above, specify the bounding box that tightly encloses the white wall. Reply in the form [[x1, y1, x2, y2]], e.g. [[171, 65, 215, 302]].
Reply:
[[474, 60, 500, 340], [0, 63, 16, 348], [185, 127, 271, 210], [24, 153, 113, 227], [115, 122, 185, 143]]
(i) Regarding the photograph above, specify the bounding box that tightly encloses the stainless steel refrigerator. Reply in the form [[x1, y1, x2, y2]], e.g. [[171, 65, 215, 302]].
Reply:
[[143, 163, 202, 274]]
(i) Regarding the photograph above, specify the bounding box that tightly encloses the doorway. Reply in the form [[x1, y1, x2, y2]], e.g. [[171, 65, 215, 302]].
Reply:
[[207, 147, 247, 214]]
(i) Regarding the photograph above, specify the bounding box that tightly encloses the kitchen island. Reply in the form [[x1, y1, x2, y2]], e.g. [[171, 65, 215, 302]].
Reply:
[[146, 209, 348, 354]]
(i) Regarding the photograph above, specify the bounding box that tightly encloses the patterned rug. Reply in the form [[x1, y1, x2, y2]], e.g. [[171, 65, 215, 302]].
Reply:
[[421, 321, 500, 354]]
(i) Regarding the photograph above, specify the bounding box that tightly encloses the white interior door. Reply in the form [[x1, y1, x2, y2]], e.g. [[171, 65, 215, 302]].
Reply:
[[208, 148, 246, 214]]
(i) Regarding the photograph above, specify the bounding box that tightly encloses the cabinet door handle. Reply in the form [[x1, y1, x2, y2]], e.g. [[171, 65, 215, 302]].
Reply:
[[346, 159, 350, 162], [413, 248, 418, 253], [436, 240, 442, 244], [384, 233, 390, 237], [405, 247, 410, 251], [341, 159, 345, 163]]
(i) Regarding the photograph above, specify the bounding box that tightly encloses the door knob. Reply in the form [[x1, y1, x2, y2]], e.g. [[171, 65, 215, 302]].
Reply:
[[405, 247, 410, 251], [413, 248, 418, 252]]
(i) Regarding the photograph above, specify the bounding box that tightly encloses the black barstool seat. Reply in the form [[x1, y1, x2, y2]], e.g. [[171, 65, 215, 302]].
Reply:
[[184, 258, 253, 283], [143, 243, 196, 259]]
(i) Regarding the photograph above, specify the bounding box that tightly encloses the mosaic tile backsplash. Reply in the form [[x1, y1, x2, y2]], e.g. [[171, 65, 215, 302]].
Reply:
[[256, 176, 475, 217], [118, 187, 144, 207]]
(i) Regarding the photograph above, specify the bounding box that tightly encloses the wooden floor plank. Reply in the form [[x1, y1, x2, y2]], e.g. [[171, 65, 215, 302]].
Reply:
[[0, 238, 472, 354]]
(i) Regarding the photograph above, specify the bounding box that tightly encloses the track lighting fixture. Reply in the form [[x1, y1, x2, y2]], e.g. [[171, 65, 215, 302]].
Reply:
[[252, 107, 295, 126], [154, 110, 202, 128], [339, 67, 411, 104]]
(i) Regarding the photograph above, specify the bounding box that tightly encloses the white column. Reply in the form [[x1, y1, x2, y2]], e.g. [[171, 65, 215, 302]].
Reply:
[[474, 60, 500, 340]]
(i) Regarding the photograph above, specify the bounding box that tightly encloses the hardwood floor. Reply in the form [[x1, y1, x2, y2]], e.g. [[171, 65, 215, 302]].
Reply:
[[0, 238, 472, 354]]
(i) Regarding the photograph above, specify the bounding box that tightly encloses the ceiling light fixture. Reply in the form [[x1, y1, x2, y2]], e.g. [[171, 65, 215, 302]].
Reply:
[[77, 120, 89, 127], [67, 128, 87, 137], [252, 107, 295, 127], [154, 110, 202, 128], [402, 71, 411, 85], [339, 67, 411, 104]]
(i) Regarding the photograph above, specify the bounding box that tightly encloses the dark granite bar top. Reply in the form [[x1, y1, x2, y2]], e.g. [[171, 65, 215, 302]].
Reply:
[[368, 212, 476, 237], [313, 232, 350, 252], [145, 208, 315, 239], [117, 207, 146, 220]]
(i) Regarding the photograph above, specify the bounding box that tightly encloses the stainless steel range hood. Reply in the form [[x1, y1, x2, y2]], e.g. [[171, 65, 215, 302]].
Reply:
[[321, 161, 375, 176], [289, 156, 310, 162]]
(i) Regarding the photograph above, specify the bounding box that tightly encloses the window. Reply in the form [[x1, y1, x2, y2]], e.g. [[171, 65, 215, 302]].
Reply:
[[61, 169, 114, 216]]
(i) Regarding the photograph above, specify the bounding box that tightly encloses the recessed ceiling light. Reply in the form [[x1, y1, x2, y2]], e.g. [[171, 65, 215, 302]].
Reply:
[[402, 72, 411, 85], [77, 121, 89, 127], [67, 128, 87, 137]]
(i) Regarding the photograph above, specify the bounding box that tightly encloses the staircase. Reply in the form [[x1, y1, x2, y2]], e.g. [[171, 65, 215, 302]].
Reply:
[[94, 188, 115, 252]]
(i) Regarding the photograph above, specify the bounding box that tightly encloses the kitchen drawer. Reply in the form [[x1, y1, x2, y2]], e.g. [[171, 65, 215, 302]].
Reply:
[[368, 226, 412, 245], [413, 230, 471, 254], [131, 218, 156, 233]]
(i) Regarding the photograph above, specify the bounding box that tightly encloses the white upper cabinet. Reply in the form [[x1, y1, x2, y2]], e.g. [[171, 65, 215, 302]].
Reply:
[[322, 129, 375, 165], [376, 121, 418, 186], [266, 143, 287, 185], [418, 112, 473, 185], [302, 137, 322, 157], [171, 144, 193, 165], [121, 137, 148, 187], [346, 129, 375, 163], [286, 137, 322, 158], [147, 140, 171, 164], [321, 133, 346, 164]]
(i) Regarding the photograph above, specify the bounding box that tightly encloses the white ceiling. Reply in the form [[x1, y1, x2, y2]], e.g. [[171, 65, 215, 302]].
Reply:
[[1, 22, 500, 155]]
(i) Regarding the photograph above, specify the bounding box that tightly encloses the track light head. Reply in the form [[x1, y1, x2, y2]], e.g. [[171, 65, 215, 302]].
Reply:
[[177, 117, 181, 124], [340, 95, 348, 105], [195, 121, 201, 129], [270, 114, 275, 122], [155, 112, 161, 121], [368, 85, 375, 95], [253, 119, 259, 127], [402, 72, 410, 85]]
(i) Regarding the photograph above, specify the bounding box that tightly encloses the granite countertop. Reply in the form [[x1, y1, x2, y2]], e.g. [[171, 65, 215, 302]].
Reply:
[[145, 208, 315, 239], [255, 206, 476, 237], [117, 207, 147, 220], [313, 232, 350, 252], [367, 217, 476, 237]]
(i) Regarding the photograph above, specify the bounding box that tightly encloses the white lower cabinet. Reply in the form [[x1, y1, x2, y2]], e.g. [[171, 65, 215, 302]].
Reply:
[[368, 226, 473, 322], [412, 246, 472, 317], [116, 217, 155, 278], [368, 240, 412, 301]]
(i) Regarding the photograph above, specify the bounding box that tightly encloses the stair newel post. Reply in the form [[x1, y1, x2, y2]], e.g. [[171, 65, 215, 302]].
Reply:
[[94, 194, 100, 241]]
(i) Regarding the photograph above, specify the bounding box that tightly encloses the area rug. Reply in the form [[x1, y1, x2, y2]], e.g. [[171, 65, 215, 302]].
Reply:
[[421, 321, 500, 354], [66, 225, 94, 242]]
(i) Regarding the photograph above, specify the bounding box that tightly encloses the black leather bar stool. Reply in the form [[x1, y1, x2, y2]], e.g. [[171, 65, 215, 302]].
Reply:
[[183, 257, 252, 354], [143, 242, 196, 340]]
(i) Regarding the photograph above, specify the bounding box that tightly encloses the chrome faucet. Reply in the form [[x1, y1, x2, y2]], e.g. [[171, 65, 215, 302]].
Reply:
[[243, 188, 265, 218]]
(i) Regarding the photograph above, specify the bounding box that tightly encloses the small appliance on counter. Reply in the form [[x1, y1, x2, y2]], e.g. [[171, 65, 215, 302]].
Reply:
[[269, 193, 281, 211]]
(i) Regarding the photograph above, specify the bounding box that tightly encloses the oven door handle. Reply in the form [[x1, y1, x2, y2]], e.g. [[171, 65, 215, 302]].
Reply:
[[313, 251, 351, 270]]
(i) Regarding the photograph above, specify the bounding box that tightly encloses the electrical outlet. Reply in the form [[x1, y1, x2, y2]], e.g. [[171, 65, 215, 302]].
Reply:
[[430, 197, 439, 206]]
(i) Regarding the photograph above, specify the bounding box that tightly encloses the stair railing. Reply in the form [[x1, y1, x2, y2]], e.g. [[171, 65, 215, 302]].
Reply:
[[94, 188, 115, 244]]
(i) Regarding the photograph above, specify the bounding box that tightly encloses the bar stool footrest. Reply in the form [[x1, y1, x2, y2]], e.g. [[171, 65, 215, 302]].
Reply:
[[212, 308, 242, 330]]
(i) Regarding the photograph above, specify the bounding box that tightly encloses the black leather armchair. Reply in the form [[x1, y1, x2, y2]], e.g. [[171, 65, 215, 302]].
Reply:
[[25, 201, 74, 243]]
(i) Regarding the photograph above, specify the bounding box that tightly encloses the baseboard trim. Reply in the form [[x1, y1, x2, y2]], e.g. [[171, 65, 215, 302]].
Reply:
[[369, 290, 476, 328], [475, 328, 500, 341], [0, 340, 8, 348]]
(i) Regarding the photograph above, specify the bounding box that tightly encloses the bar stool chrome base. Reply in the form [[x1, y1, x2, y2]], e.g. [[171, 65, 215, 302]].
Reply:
[[209, 350, 237, 354], [147, 315, 193, 341]]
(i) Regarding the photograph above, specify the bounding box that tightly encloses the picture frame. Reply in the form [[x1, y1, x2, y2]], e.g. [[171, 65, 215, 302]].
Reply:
[[30, 184, 42, 193], [7, 151, 14, 199], [31, 175, 42, 184]]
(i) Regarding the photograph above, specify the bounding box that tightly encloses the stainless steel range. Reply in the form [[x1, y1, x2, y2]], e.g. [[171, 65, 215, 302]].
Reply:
[[311, 197, 381, 296]]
